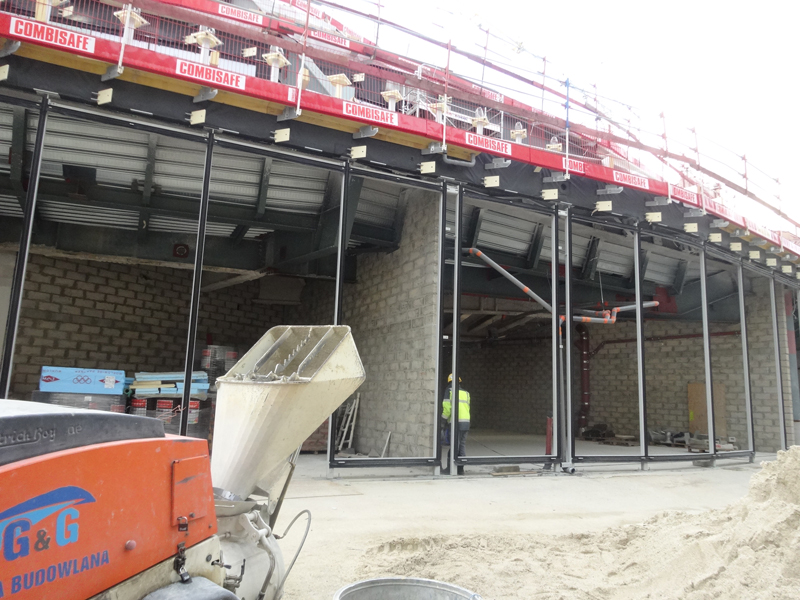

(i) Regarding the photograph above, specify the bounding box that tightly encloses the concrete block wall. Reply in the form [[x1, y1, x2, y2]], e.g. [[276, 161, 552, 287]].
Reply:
[[9, 253, 285, 397], [582, 275, 795, 452], [460, 339, 552, 434], [584, 320, 747, 444], [744, 277, 795, 451], [342, 189, 440, 457]]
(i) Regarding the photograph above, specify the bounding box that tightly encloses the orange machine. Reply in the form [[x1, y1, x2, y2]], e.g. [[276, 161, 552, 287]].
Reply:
[[1, 325, 366, 600], [0, 403, 221, 599]]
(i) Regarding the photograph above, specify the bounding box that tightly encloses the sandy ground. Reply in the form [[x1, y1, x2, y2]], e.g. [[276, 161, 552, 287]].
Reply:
[[273, 451, 797, 599]]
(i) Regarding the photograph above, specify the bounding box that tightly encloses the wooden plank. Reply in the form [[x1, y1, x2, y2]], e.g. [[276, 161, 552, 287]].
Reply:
[[688, 382, 727, 437]]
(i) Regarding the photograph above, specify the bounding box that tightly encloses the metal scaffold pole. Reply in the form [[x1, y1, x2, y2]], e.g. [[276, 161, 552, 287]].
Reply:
[[699, 246, 717, 460], [0, 97, 50, 398], [634, 226, 649, 465], [449, 184, 463, 476], [179, 129, 215, 437]]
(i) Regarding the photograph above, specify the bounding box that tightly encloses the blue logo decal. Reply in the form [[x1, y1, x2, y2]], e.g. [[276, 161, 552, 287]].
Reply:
[[0, 487, 95, 562]]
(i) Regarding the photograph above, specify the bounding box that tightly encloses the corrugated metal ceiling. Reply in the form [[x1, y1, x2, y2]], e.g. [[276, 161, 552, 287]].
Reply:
[[0, 105, 704, 286]]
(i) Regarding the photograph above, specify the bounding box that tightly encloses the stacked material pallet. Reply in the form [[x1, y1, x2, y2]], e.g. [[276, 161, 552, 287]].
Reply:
[[129, 371, 212, 439], [31, 391, 127, 413], [200, 345, 238, 391], [129, 372, 210, 400]]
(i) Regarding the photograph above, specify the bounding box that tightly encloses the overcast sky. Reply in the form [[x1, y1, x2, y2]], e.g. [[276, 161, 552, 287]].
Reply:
[[339, 0, 797, 225]]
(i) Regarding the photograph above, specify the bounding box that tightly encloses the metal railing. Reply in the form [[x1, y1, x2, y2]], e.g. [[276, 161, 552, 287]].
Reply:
[[1, 0, 793, 239]]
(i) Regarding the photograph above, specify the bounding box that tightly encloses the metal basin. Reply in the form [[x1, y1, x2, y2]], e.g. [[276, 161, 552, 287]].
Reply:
[[333, 578, 483, 600]]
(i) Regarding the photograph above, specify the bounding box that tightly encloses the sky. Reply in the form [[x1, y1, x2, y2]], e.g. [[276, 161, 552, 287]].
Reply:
[[328, 0, 798, 228]]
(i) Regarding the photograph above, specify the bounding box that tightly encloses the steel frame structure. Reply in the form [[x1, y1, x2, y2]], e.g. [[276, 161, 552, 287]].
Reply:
[[2, 94, 794, 474]]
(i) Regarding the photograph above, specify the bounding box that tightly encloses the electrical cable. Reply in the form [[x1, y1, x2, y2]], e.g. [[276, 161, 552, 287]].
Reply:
[[274, 509, 312, 595]]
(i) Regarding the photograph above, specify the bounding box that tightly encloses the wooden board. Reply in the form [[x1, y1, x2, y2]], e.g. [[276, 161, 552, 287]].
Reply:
[[687, 382, 727, 438]]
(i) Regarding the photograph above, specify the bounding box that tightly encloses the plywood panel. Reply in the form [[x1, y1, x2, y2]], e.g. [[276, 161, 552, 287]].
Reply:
[[688, 382, 727, 438]]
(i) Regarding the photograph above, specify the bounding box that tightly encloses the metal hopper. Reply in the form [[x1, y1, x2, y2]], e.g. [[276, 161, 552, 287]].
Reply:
[[210, 325, 365, 500]]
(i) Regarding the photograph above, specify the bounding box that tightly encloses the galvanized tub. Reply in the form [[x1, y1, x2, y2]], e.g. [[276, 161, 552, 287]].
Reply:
[[333, 578, 483, 600]]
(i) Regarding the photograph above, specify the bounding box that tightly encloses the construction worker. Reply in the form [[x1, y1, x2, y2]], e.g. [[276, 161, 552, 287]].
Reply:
[[442, 373, 470, 475]]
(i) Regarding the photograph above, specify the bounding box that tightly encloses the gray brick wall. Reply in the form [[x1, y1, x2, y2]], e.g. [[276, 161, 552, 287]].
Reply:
[[583, 319, 747, 444], [448, 273, 796, 454], [460, 339, 553, 434], [10, 254, 286, 397], [342, 189, 440, 457], [745, 277, 795, 450], [8, 241, 794, 458], [580, 276, 795, 452]]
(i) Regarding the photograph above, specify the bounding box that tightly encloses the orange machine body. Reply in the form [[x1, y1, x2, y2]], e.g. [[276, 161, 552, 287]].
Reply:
[[0, 435, 216, 599]]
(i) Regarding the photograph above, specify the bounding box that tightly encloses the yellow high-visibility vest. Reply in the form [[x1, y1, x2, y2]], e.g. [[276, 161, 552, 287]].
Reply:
[[442, 388, 470, 423]]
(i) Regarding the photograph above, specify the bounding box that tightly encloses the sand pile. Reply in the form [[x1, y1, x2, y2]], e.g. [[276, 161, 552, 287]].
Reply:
[[357, 449, 800, 599]]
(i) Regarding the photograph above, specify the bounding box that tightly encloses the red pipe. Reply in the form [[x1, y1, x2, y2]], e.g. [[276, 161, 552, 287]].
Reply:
[[574, 329, 741, 428], [588, 330, 741, 359]]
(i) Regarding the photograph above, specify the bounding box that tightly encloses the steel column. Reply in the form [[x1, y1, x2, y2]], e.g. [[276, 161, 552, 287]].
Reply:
[[634, 227, 648, 460], [551, 210, 560, 459], [699, 247, 717, 457], [328, 164, 349, 468], [563, 208, 574, 466], [334, 162, 350, 326], [179, 129, 215, 436], [1, 97, 49, 398], [736, 262, 756, 451], [769, 277, 788, 451], [450, 184, 464, 476], [434, 181, 447, 466], [738, 264, 755, 451]]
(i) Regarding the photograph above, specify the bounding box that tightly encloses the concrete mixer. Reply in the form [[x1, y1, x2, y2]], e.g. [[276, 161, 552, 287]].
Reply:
[[0, 325, 365, 600]]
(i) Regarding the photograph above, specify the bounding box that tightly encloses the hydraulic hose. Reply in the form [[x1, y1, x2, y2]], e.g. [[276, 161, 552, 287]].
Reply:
[[274, 509, 312, 596], [255, 538, 276, 600]]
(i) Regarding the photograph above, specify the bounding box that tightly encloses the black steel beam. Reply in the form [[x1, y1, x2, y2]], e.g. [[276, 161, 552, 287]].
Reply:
[[466, 208, 484, 248], [5, 59, 800, 286], [628, 249, 648, 287], [255, 157, 273, 218], [179, 130, 214, 436], [450, 184, 464, 475], [1, 96, 49, 398], [138, 134, 158, 239], [230, 224, 248, 244], [0, 219, 263, 270], [10, 106, 26, 209], [391, 189, 409, 248], [0, 175, 318, 233], [235, 156, 274, 243], [435, 181, 448, 467], [564, 208, 575, 466], [551, 209, 561, 461], [281, 174, 368, 271], [526, 223, 546, 270], [580, 236, 600, 281], [672, 259, 689, 295]]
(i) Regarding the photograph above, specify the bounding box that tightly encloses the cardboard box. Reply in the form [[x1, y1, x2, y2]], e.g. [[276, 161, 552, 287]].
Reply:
[[39, 367, 126, 395]]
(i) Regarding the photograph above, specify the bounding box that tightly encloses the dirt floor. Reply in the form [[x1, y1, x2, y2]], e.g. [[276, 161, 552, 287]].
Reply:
[[275, 449, 800, 599]]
